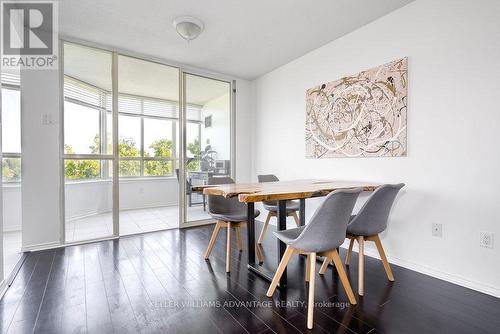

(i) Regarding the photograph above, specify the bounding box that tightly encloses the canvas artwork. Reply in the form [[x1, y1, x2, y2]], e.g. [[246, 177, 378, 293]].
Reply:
[[305, 57, 408, 158]]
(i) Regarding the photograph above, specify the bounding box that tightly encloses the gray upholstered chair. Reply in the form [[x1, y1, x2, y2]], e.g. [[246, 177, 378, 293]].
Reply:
[[319, 183, 404, 296], [204, 177, 263, 273], [256, 174, 300, 244], [266, 188, 362, 329]]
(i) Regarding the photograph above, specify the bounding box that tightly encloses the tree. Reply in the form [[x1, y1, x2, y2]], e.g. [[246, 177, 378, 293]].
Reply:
[[63, 134, 181, 179], [186, 138, 201, 171], [118, 138, 140, 176], [145, 139, 173, 176], [64, 144, 100, 180], [147, 138, 172, 158], [2, 158, 21, 182]]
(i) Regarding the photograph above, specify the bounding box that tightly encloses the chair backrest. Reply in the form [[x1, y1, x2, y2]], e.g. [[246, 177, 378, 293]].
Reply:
[[257, 174, 279, 205], [207, 177, 246, 214], [347, 183, 405, 236], [258, 174, 279, 182], [291, 188, 362, 253]]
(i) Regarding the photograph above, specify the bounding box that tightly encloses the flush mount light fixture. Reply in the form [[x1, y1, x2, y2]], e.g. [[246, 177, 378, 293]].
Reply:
[[173, 16, 204, 41]]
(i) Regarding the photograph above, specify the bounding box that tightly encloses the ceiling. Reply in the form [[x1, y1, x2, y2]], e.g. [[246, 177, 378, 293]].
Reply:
[[60, 0, 414, 80]]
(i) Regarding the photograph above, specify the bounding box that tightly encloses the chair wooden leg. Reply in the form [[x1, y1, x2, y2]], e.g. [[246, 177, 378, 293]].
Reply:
[[330, 250, 357, 305], [319, 256, 331, 274], [255, 242, 263, 263], [305, 254, 311, 281], [257, 212, 273, 244], [357, 236, 365, 296], [204, 221, 222, 259], [307, 252, 316, 329], [235, 226, 243, 251], [345, 237, 354, 266], [226, 223, 232, 273], [291, 211, 300, 226], [266, 246, 295, 297], [373, 234, 394, 281]]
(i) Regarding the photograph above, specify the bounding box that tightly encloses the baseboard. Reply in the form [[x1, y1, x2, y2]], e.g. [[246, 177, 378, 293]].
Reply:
[[265, 217, 500, 298], [66, 203, 179, 222], [342, 244, 500, 298], [21, 241, 62, 252], [3, 225, 21, 233], [66, 209, 112, 222], [0, 279, 7, 300], [119, 202, 178, 212]]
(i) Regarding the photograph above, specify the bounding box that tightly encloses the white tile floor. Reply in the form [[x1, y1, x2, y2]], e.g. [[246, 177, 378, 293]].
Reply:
[[65, 205, 211, 242], [3, 231, 22, 278]]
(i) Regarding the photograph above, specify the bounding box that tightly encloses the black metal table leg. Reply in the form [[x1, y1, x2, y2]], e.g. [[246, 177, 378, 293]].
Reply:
[[247, 202, 256, 265], [247, 202, 274, 281], [277, 200, 287, 287], [299, 198, 305, 226]]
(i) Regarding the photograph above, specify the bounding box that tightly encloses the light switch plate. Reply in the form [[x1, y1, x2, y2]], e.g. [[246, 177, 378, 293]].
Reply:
[[480, 231, 494, 249], [432, 223, 442, 237]]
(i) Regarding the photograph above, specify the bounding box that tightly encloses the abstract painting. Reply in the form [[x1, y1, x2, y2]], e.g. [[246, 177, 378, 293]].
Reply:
[[306, 57, 408, 158]]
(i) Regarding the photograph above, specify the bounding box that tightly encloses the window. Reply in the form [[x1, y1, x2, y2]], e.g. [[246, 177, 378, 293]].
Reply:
[[186, 121, 201, 171], [64, 77, 112, 156], [1, 73, 21, 183], [118, 94, 196, 177], [64, 75, 202, 179], [144, 118, 174, 177], [64, 101, 101, 154]]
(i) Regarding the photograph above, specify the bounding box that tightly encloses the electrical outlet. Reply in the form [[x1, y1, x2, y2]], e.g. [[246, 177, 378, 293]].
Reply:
[[432, 223, 442, 237], [480, 231, 494, 249]]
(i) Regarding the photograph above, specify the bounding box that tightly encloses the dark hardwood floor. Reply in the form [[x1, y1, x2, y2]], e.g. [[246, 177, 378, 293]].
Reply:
[[1, 222, 499, 334]]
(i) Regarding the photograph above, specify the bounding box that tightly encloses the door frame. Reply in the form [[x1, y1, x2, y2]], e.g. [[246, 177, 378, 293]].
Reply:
[[178, 71, 236, 229]]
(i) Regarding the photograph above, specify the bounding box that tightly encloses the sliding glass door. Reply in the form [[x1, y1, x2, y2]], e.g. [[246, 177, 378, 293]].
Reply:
[[117, 55, 180, 235], [62, 43, 115, 243], [181, 73, 233, 226], [1, 68, 23, 280], [61, 41, 235, 242]]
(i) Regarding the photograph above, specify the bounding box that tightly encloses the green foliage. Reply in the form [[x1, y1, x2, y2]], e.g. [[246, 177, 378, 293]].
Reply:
[[186, 138, 201, 171], [144, 139, 173, 176], [2, 158, 21, 182], [118, 137, 141, 176], [144, 160, 172, 176], [65, 159, 100, 180], [64, 144, 100, 180], [147, 139, 172, 158], [64, 135, 178, 179]]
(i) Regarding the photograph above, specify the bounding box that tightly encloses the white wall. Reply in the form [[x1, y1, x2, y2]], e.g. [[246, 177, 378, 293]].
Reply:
[[235, 80, 254, 182], [252, 0, 500, 296], [64, 178, 179, 221], [119, 178, 179, 211], [2, 185, 21, 231], [21, 69, 62, 250], [202, 93, 231, 161], [65, 181, 112, 220]]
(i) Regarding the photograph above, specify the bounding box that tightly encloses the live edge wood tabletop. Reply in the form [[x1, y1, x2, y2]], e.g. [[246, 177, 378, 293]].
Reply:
[[193, 179, 379, 202], [192, 179, 380, 286]]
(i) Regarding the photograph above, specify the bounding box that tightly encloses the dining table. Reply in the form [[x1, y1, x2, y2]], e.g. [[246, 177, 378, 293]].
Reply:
[[193, 179, 379, 288]]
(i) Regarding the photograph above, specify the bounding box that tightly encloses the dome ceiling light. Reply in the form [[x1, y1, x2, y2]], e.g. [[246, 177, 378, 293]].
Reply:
[[173, 16, 204, 42]]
